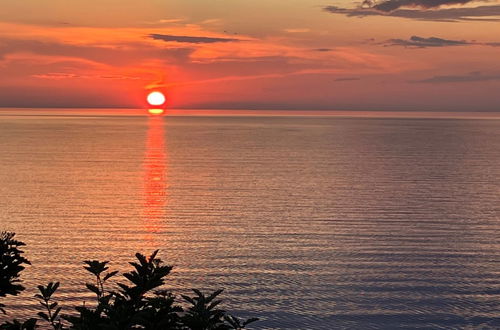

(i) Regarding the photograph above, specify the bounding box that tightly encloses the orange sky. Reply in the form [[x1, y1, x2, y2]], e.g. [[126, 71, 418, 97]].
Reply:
[[0, 0, 500, 110]]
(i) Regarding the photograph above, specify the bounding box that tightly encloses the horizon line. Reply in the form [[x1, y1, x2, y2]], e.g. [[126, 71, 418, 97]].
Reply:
[[1, 108, 500, 120]]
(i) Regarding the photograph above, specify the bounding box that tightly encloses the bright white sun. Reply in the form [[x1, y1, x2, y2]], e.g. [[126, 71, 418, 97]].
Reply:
[[147, 91, 166, 106]]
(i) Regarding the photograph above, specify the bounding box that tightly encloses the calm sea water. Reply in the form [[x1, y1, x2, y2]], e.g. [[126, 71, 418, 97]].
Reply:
[[1, 113, 499, 329]]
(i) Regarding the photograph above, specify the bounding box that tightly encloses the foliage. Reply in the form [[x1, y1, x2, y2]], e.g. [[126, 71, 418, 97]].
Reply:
[[65, 250, 181, 329], [0, 233, 259, 330], [181, 289, 258, 330], [0, 232, 31, 315], [0, 318, 37, 330], [181, 289, 228, 330], [35, 282, 64, 329]]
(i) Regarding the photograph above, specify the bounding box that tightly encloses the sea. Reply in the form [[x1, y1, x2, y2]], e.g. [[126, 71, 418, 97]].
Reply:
[[1, 109, 499, 329]]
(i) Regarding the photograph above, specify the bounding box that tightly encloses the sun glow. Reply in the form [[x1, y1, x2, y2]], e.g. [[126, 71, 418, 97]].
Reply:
[[147, 91, 166, 106]]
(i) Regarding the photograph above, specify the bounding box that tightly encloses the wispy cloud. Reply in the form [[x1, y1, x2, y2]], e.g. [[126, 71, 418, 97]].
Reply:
[[31, 72, 142, 80], [324, 4, 500, 22], [413, 71, 500, 83], [148, 33, 239, 44], [385, 35, 500, 48], [362, 0, 483, 12], [386, 36, 468, 47], [0, 37, 194, 67]]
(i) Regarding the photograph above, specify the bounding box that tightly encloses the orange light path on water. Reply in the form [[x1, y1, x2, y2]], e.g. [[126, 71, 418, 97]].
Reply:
[[142, 115, 167, 246]]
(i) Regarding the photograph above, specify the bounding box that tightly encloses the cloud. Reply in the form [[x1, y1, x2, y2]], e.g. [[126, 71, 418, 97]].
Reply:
[[148, 33, 239, 44], [31, 73, 142, 80], [364, 0, 480, 12], [384, 35, 500, 48], [31, 73, 81, 79], [386, 36, 469, 47], [324, 4, 500, 22], [413, 71, 500, 83], [0, 37, 194, 67]]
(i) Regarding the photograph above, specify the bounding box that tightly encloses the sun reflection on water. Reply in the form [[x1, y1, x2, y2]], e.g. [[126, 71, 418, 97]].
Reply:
[[148, 108, 165, 115], [142, 113, 167, 246]]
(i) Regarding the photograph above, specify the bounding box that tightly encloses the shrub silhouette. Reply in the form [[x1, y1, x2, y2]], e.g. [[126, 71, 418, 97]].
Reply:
[[0, 232, 31, 315], [0, 232, 259, 330], [35, 282, 64, 329]]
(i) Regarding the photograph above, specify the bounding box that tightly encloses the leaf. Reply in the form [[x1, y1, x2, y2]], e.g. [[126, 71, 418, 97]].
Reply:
[[51, 282, 60, 295], [149, 249, 159, 261], [192, 288, 203, 298], [37, 285, 46, 297], [103, 270, 118, 282], [243, 318, 259, 326], [134, 253, 147, 266], [207, 289, 224, 302], [86, 283, 100, 295], [224, 315, 240, 327], [37, 311, 49, 321], [24, 318, 38, 329], [83, 260, 109, 276], [207, 300, 222, 311], [52, 306, 62, 320], [181, 295, 196, 305]]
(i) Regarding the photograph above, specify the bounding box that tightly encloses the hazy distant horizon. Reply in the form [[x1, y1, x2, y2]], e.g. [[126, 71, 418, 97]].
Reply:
[[2, 106, 500, 112], [2, 107, 500, 120]]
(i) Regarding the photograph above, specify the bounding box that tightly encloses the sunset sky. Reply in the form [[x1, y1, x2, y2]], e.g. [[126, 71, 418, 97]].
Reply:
[[1, 0, 499, 111]]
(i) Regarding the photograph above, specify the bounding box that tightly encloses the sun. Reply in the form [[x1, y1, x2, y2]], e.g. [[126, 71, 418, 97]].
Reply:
[[147, 91, 166, 106]]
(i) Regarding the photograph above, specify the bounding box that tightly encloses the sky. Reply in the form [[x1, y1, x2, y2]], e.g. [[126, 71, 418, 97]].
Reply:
[[0, 0, 499, 111]]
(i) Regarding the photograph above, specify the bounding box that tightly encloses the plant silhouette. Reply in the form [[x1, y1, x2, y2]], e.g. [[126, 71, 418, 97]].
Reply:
[[35, 282, 64, 329], [0, 232, 259, 330], [0, 232, 31, 315]]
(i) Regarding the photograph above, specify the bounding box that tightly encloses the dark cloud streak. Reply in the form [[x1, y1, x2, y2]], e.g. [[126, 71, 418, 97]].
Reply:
[[387, 36, 469, 47], [324, 4, 500, 22], [367, 0, 479, 12], [413, 72, 500, 83], [149, 34, 239, 44], [385, 35, 500, 48]]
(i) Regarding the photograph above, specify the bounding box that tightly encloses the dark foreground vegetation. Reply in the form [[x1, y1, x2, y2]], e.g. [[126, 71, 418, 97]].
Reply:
[[0, 232, 258, 329]]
